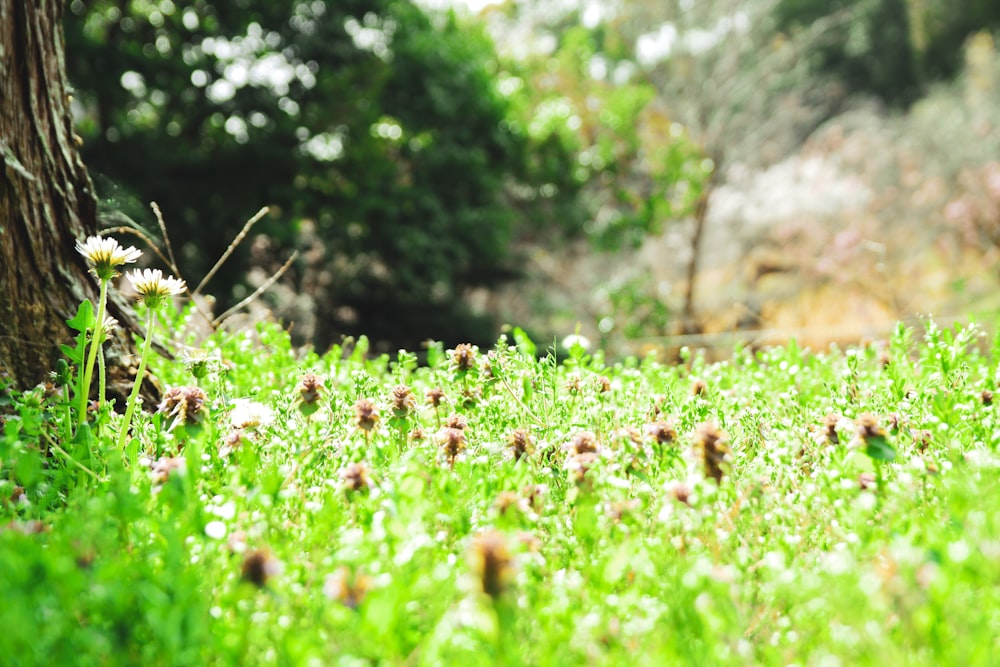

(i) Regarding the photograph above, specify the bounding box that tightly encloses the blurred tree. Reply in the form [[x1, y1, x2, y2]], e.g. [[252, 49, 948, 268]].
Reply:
[[64, 0, 570, 350], [774, 0, 1000, 105]]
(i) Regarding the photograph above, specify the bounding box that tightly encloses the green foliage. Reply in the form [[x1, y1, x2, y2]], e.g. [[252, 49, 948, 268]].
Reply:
[[64, 0, 578, 350], [774, 0, 1000, 105], [4, 304, 1000, 664]]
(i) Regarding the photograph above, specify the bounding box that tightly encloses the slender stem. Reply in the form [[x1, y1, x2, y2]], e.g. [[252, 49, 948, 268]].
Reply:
[[117, 308, 155, 451], [78, 278, 109, 426]]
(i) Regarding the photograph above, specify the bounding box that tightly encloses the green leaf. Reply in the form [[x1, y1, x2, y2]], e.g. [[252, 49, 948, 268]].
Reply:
[[66, 299, 94, 334], [512, 326, 536, 358], [865, 434, 896, 462]]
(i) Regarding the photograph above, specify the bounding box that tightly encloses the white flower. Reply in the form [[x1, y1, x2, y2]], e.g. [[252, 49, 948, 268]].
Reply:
[[561, 333, 592, 353], [101, 316, 119, 339], [125, 268, 186, 308], [229, 398, 275, 430], [76, 235, 142, 280]]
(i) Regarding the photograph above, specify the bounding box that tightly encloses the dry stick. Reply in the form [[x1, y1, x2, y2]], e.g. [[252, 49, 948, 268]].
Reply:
[[194, 206, 270, 298], [149, 201, 179, 274], [212, 250, 299, 328]]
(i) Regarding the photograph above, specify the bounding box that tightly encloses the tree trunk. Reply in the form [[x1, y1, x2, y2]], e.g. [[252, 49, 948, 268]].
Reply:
[[0, 0, 136, 394]]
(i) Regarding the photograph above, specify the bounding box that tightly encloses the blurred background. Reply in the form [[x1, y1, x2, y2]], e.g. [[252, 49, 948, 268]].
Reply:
[[64, 0, 1000, 357]]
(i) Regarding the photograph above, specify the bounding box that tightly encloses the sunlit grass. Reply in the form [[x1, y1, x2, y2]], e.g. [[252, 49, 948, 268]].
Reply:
[[2, 309, 999, 666]]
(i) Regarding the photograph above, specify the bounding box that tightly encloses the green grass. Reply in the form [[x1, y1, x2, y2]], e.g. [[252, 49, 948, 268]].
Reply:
[[2, 311, 1000, 666]]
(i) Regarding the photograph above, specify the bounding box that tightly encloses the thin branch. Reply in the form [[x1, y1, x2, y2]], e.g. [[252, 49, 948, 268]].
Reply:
[[194, 206, 270, 298], [213, 250, 298, 327], [149, 201, 179, 274]]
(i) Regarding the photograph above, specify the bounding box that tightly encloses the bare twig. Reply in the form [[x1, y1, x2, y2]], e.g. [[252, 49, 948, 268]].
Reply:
[[194, 206, 270, 298], [149, 201, 179, 274], [213, 250, 298, 327]]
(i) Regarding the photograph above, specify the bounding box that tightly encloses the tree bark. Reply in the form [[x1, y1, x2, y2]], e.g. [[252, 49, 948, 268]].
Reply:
[[0, 0, 135, 393]]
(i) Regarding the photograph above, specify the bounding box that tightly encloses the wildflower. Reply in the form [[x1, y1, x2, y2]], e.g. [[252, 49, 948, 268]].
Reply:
[[439, 427, 466, 467], [522, 483, 548, 511], [596, 376, 612, 393], [353, 398, 380, 434], [219, 429, 245, 457], [507, 428, 534, 461], [855, 413, 885, 441], [241, 549, 282, 589], [494, 491, 528, 517], [669, 481, 693, 506], [75, 236, 142, 427], [150, 456, 186, 486], [444, 413, 467, 431], [324, 566, 372, 609], [228, 398, 273, 430], [470, 531, 513, 599], [425, 387, 445, 408], [690, 377, 708, 397], [982, 389, 994, 406], [340, 462, 371, 494], [126, 268, 186, 308], [158, 386, 210, 429], [858, 471, 877, 491], [389, 384, 416, 418], [296, 373, 324, 416], [101, 316, 119, 338], [450, 343, 477, 373], [645, 420, 677, 446], [567, 431, 600, 456], [856, 413, 895, 462], [566, 451, 600, 484], [76, 235, 142, 281], [821, 413, 841, 445], [693, 422, 730, 484], [561, 333, 591, 353]]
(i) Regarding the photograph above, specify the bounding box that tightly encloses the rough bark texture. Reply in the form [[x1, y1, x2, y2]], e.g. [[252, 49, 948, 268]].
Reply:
[[0, 0, 136, 393]]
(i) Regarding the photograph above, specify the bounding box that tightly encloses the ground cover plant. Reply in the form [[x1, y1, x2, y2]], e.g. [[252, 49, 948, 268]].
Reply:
[[2, 242, 1000, 665]]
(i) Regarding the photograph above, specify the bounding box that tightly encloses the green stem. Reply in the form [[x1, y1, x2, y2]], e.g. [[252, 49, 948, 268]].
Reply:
[[78, 278, 109, 427], [117, 308, 154, 452]]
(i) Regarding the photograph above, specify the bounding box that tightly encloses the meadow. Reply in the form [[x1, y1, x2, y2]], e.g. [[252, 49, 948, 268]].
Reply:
[[2, 293, 1000, 665]]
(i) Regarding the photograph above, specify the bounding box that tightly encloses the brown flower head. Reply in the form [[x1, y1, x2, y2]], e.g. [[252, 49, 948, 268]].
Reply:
[[150, 456, 186, 486], [425, 387, 446, 408], [982, 389, 994, 406], [450, 343, 477, 373], [566, 451, 600, 484], [507, 428, 534, 461], [645, 420, 677, 446], [340, 462, 372, 494], [324, 566, 372, 609], [690, 377, 708, 397], [693, 422, 730, 484], [439, 427, 467, 467], [855, 413, 886, 443], [596, 375, 612, 393], [470, 531, 513, 599], [158, 386, 209, 427], [568, 431, 600, 456], [220, 429, 245, 457], [522, 483, 548, 511], [353, 398, 380, 433], [445, 413, 468, 430], [821, 413, 841, 445], [296, 373, 324, 415], [494, 491, 528, 517], [241, 549, 282, 589], [389, 384, 416, 418]]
